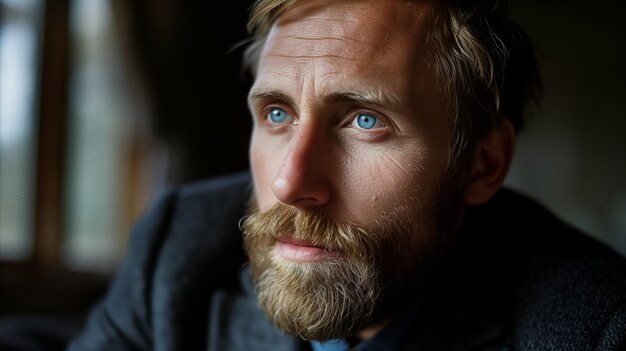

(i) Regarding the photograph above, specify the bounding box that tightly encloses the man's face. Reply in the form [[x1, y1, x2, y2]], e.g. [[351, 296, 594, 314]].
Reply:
[[244, 0, 458, 341]]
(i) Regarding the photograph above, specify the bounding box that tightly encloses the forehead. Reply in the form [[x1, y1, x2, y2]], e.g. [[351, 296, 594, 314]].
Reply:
[[253, 0, 439, 96], [271, 1, 432, 58]]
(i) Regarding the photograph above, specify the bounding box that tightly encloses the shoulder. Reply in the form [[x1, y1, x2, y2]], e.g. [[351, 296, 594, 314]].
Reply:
[[131, 170, 253, 239], [126, 170, 253, 269], [482, 188, 626, 349], [148, 170, 253, 285], [67, 171, 255, 349], [127, 170, 254, 291], [486, 188, 626, 278], [127, 170, 254, 328], [147, 171, 254, 347]]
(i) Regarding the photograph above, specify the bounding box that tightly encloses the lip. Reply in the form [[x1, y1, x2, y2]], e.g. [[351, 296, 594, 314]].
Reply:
[[275, 236, 339, 262]]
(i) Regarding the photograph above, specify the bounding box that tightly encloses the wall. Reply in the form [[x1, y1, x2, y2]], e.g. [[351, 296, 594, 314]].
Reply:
[[506, 0, 626, 255]]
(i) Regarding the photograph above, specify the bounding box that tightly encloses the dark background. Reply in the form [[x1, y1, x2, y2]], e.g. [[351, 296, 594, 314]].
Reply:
[[115, 0, 254, 183], [506, 0, 626, 256]]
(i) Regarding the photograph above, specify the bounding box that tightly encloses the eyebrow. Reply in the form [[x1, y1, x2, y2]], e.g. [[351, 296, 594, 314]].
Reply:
[[324, 89, 400, 110], [248, 88, 400, 110], [248, 89, 294, 108]]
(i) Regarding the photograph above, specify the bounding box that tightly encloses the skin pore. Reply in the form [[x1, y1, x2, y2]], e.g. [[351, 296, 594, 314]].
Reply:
[[244, 0, 512, 344]]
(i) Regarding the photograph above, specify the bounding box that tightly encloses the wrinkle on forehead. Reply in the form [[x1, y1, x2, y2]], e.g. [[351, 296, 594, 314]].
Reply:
[[262, 0, 436, 65]]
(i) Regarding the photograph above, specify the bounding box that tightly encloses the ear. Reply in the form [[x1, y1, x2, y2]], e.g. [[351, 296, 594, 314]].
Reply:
[[464, 119, 515, 205]]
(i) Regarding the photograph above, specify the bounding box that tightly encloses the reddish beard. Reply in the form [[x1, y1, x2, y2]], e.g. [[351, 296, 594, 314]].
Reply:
[[241, 180, 459, 342]]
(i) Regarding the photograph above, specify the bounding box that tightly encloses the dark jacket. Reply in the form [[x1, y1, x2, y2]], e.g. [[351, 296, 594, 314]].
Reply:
[[67, 171, 626, 350]]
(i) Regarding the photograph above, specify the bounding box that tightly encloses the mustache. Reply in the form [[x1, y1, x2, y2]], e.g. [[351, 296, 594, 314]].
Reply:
[[241, 202, 381, 257]]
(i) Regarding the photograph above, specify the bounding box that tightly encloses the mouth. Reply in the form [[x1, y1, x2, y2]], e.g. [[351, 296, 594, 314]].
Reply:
[[274, 236, 340, 262]]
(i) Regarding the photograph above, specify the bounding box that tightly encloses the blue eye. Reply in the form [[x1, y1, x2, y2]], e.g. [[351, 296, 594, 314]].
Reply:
[[354, 113, 379, 129], [268, 107, 291, 124]]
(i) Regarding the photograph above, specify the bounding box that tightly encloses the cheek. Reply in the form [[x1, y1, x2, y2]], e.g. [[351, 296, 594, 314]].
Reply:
[[250, 134, 280, 210], [339, 143, 439, 221]]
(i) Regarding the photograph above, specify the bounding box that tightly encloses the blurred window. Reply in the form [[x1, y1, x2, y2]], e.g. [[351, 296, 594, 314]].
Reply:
[[63, 0, 138, 271], [0, 0, 43, 260], [1, 0, 154, 273]]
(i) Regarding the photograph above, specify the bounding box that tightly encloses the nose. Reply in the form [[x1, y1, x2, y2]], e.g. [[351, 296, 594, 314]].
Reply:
[[271, 124, 332, 209]]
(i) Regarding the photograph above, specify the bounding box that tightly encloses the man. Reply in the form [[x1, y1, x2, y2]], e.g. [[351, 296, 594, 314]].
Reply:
[[68, 0, 626, 350]]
